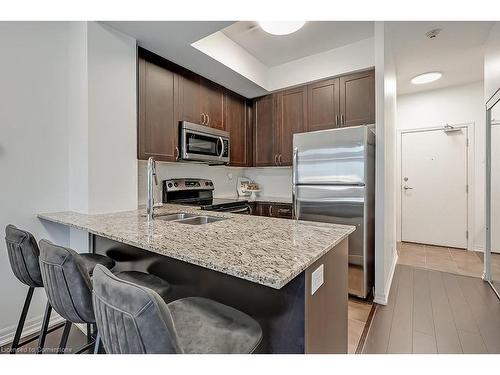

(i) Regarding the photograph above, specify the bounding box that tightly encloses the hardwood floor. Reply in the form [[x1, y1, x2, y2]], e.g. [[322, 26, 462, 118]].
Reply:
[[363, 265, 500, 354], [348, 298, 374, 353]]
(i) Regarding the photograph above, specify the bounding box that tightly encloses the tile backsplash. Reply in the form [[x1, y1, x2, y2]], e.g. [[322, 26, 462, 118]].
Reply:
[[137, 161, 292, 205]]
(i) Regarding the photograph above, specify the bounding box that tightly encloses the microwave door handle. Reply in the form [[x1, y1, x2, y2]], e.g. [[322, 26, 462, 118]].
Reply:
[[218, 137, 224, 158]]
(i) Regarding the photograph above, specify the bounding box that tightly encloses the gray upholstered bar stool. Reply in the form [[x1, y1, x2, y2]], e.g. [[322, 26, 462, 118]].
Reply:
[[38, 240, 172, 353], [92, 265, 263, 354], [4, 225, 114, 353]]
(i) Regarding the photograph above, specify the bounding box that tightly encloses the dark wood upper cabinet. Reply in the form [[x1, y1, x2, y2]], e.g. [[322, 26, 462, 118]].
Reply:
[[225, 91, 251, 167], [339, 70, 375, 127], [276, 86, 307, 166], [201, 79, 225, 130], [138, 57, 178, 162], [254, 94, 276, 167], [178, 72, 203, 125], [307, 78, 340, 131]]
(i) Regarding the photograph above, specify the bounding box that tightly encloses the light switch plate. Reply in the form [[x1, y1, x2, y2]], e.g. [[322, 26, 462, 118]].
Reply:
[[311, 264, 324, 295]]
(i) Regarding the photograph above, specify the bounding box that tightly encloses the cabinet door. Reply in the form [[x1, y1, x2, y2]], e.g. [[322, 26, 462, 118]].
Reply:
[[339, 70, 375, 127], [307, 78, 340, 132], [201, 79, 225, 130], [138, 57, 178, 162], [254, 95, 276, 167], [226, 92, 251, 167], [276, 87, 307, 165], [255, 203, 272, 216], [178, 72, 204, 125]]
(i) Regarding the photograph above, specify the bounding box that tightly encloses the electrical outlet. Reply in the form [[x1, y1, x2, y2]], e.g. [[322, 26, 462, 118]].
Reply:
[[311, 264, 324, 295]]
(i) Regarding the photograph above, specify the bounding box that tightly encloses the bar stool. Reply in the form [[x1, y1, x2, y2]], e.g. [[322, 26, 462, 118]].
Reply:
[[4, 225, 115, 353], [38, 240, 172, 353], [92, 265, 263, 354]]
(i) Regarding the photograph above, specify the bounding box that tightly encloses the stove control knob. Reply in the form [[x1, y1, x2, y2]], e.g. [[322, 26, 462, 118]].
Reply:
[[205, 181, 209, 186], [209, 182, 213, 186], [168, 183, 173, 188], [174, 182, 178, 187]]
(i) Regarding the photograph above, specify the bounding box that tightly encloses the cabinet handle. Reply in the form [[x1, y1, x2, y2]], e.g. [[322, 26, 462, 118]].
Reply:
[[206, 114, 210, 125], [340, 114, 344, 125], [335, 115, 339, 127], [278, 208, 291, 214], [175, 146, 179, 161], [201, 113, 206, 124], [268, 205, 273, 216], [278, 154, 282, 165], [274, 154, 278, 165]]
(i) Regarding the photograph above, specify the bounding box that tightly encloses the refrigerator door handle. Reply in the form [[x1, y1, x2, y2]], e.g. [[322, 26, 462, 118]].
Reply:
[[292, 147, 298, 219]]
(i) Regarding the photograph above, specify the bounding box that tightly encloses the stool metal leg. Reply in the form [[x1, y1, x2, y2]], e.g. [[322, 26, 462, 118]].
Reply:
[[35, 302, 52, 354], [93, 334, 101, 354], [10, 286, 35, 354], [58, 321, 72, 354]]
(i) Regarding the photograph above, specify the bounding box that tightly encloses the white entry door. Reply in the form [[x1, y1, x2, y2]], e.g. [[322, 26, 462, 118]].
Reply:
[[491, 124, 500, 253], [401, 128, 468, 249]]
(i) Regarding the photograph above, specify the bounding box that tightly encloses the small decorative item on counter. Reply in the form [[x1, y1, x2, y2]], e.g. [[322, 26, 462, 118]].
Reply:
[[244, 182, 261, 202]]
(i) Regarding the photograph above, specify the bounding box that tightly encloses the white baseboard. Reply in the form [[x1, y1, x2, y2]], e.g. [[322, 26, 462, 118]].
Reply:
[[0, 312, 64, 347], [373, 251, 398, 305]]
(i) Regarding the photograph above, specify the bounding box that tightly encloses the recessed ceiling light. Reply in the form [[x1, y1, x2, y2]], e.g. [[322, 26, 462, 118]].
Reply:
[[411, 72, 442, 85], [258, 21, 306, 36]]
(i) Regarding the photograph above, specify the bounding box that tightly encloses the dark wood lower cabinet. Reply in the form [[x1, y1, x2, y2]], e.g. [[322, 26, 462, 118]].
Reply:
[[253, 202, 293, 219]]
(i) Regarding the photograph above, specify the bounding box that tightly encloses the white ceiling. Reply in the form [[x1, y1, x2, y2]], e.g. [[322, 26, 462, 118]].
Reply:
[[221, 21, 374, 67], [388, 21, 494, 95]]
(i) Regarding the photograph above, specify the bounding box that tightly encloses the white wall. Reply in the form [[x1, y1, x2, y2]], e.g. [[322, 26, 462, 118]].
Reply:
[[0, 22, 72, 345], [0, 21, 139, 345], [397, 81, 486, 250], [373, 22, 398, 305], [484, 22, 500, 102]]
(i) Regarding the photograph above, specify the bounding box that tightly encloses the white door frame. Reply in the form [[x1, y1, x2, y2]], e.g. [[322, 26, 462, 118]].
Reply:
[[396, 122, 475, 251]]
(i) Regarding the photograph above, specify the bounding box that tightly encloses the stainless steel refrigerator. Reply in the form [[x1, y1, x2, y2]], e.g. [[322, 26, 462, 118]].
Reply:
[[293, 125, 375, 299]]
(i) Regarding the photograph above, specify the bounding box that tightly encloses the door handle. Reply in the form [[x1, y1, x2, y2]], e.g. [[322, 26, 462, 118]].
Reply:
[[206, 114, 210, 125], [274, 154, 278, 165], [403, 186, 413, 190], [175, 146, 179, 161], [335, 115, 338, 127], [278, 154, 282, 165], [201, 113, 206, 124], [340, 114, 344, 125]]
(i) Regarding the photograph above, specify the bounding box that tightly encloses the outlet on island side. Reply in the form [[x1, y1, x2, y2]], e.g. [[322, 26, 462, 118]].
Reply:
[[311, 264, 324, 295]]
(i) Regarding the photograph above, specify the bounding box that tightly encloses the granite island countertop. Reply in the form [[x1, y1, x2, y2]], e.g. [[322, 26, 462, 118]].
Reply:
[[38, 204, 355, 289]]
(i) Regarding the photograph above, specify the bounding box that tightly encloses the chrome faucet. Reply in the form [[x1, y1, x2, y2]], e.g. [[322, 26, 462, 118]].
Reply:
[[146, 157, 159, 221]]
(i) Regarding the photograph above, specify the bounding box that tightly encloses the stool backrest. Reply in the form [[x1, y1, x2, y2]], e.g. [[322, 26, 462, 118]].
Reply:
[[5, 225, 43, 287], [92, 264, 182, 354], [39, 239, 94, 324]]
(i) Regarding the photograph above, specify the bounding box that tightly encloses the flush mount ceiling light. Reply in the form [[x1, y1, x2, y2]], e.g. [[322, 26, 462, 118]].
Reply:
[[411, 72, 442, 85], [258, 21, 306, 36]]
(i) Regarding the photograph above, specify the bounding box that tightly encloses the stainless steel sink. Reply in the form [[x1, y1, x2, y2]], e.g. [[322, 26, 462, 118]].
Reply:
[[175, 216, 227, 225], [154, 213, 199, 221], [154, 212, 227, 225]]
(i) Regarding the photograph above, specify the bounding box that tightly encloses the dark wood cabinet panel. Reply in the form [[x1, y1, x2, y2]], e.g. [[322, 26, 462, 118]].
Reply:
[[253, 202, 293, 219], [254, 95, 276, 167], [138, 57, 178, 162], [225, 92, 251, 167], [201, 79, 225, 130], [339, 70, 375, 127], [276, 86, 307, 166], [178, 72, 203, 125], [307, 78, 340, 132]]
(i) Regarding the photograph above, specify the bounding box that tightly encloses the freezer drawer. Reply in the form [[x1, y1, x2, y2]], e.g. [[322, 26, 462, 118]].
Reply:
[[294, 184, 371, 297], [293, 126, 374, 185]]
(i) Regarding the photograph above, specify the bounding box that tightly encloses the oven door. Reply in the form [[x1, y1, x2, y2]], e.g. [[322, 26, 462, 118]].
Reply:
[[180, 122, 229, 163]]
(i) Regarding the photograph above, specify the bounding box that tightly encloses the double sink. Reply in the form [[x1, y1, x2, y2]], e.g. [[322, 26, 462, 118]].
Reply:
[[155, 212, 227, 225]]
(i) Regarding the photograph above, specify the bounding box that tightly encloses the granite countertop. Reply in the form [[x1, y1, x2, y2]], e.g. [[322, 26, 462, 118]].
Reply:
[[38, 205, 354, 289]]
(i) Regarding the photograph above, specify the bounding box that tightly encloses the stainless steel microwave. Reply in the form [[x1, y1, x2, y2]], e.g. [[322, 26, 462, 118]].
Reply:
[[179, 121, 230, 164]]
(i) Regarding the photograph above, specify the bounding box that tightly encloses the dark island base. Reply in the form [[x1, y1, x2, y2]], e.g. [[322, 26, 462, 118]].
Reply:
[[92, 235, 348, 354]]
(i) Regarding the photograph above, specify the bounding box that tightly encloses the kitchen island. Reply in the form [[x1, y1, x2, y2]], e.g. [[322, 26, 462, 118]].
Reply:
[[38, 204, 354, 353]]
